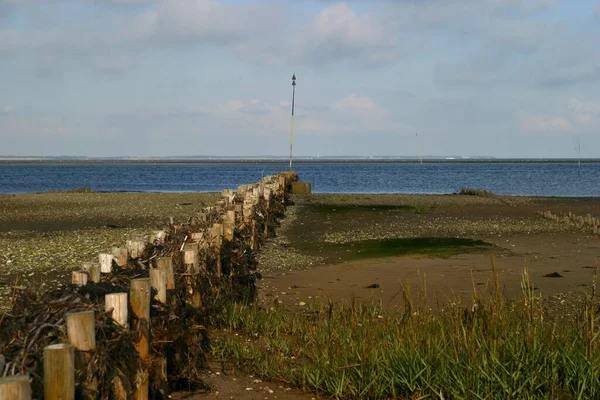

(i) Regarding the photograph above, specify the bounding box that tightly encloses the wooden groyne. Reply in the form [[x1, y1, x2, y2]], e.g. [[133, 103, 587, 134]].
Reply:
[[0, 171, 298, 399], [538, 210, 600, 234]]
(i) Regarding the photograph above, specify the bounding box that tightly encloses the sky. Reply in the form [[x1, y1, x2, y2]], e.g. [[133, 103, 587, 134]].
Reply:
[[1, 0, 599, 158]]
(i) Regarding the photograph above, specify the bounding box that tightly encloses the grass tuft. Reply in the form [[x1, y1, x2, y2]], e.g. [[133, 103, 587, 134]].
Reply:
[[457, 187, 497, 198], [210, 267, 600, 399]]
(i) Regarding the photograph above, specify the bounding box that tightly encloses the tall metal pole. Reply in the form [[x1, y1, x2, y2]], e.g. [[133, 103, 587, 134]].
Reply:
[[290, 73, 296, 170]]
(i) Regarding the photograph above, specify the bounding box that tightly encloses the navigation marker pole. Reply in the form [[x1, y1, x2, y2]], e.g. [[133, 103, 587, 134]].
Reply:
[[290, 73, 296, 170], [416, 132, 423, 165]]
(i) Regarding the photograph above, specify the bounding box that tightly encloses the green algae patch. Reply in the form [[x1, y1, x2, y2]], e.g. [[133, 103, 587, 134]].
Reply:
[[327, 237, 492, 261], [308, 203, 418, 214]]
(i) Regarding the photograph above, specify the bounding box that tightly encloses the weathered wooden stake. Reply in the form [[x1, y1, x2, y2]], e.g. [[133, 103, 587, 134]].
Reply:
[[191, 231, 204, 242], [66, 310, 96, 351], [130, 278, 150, 400], [279, 174, 286, 189], [156, 257, 175, 289], [105, 293, 128, 328], [0, 375, 31, 400], [126, 238, 146, 259], [66, 310, 97, 396], [99, 253, 113, 273], [112, 247, 128, 267], [71, 271, 88, 286], [243, 202, 253, 223], [226, 210, 236, 223], [150, 230, 166, 245], [250, 220, 256, 250], [82, 262, 100, 283], [181, 244, 199, 274], [150, 269, 167, 304], [44, 343, 75, 400], [130, 278, 151, 356], [224, 221, 235, 241], [211, 224, 223, 277]]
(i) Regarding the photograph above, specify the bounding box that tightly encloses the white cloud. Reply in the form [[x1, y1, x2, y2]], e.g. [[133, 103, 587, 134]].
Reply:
[[569, 97, 600, 126], [129, 0, 280, 44], [93, 0, 153, 4], [295, 3, 397, 65], [314, 3, 386, 48], [214, 99, 281, 115], [519, 98, 600, 135], [520, 113, 572, 132], [0, 29, 61, 53], [486, 0, 557, 14], [333, 93, 381, 113], [196, 95, 395, 137], [2, 105, 14, 113]]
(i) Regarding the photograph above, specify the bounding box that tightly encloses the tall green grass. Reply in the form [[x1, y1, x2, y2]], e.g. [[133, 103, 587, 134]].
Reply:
[[209, 265, 600, 399]]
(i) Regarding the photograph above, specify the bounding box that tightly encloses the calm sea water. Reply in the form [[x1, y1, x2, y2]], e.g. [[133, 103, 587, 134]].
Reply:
[[0, 163, 599, 197]]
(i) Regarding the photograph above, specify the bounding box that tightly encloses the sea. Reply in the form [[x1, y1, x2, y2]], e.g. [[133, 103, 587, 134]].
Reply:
[[0, 162, 599, 197]]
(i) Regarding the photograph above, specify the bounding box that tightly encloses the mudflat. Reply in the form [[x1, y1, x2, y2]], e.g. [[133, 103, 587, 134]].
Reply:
[[2, 191, 599, 310], [0, 191, 219, 309], [2, 190, 600, 399], [258, 193, 600, 312]]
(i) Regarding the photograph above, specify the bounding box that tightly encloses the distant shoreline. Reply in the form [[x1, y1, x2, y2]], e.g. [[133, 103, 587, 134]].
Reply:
[[1, 158, 599, 165]]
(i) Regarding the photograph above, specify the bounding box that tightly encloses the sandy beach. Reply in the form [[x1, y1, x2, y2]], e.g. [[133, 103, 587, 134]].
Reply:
[[2, 190, 599, 311]]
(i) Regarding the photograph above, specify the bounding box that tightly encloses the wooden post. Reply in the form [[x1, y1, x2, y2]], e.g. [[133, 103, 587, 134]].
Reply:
[[112, 247, 128, 267], [71, 271, 88, 286], [44, 343, 75, 400], [279, 174, 286, 190], [180, 244, 201, 308], [226, 210, 236, 223], [197, 212, 207, 223], [66, 310, 97, 397], [130, 278, 150, 400], [105, 293, 128, 328], [66, 311, 96, 351], [181, 244, 199, 274], [250, 219, 256, 250], [0, 375, 31, 400], [224, 221, 235, 241], [130, 278, 150, 356], [191, 231, 204, 242], [150, 230, 166, 245], [156, 257, 175, 289], [82, 262, 100, 283], [126, 238, 146, 259], [99, 253, 113, 273], [211, 224, 223, 277], [150, 269, 167, 304], [243, 201, 253, 223]]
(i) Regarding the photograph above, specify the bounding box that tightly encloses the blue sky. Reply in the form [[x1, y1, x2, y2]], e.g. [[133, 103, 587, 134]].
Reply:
[[1, 0, 599, 157]]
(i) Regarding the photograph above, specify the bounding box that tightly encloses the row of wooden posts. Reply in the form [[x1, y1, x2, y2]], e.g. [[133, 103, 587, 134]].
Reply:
[[538, 210, 600, 234], [0, 172, 294, 400]]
